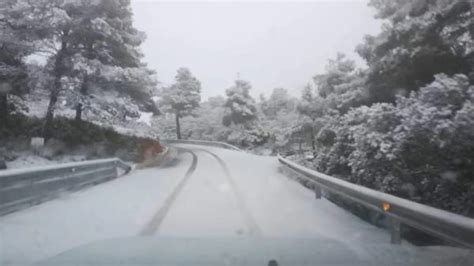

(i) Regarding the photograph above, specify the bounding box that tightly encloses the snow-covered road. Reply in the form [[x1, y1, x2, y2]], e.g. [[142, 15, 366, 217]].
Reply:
[[1, 144, 392, 265]]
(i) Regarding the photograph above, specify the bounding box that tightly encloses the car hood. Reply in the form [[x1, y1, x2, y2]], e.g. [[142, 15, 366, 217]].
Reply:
[[34, 237, 474, 266]]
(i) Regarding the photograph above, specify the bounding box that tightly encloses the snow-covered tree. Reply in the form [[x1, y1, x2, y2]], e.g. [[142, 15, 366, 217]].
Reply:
[[357, 0, 474, 102], [0, 0, 35, 126], [313, 54, 369, 114], [159, 67, 201, 139], [260, 87, 296, 118], [295, 84, 326, 154], [257, 88, 299, 152], [67, 60, 158, 122], [314, 53, 356, 98], [2, 0, 154, 138], [309, 74, 474, 216], [222, 79, 258, 126], [297, 84, 324, 119], [172, 96, 227, 141], [66, 0, 154, 122], [221, 80, 270, 148]]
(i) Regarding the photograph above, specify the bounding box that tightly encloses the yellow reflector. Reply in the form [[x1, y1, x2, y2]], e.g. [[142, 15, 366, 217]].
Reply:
[[382, 202, 391, 212]]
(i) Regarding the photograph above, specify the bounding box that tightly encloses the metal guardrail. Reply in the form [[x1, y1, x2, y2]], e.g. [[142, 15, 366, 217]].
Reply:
[[160, 139, 242, 151], [0, 158, 131, 216], [278, 154, 474, 249]]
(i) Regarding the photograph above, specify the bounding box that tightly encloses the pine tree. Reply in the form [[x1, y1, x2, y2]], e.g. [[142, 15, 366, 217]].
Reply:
[[313, 54, 368, 114], [222, 79, 258, 127], [260, 87, 295, 118], [3, 0, 155, 138], [67, 0, 153, 122], [313, 53, 356, 98], [357, 0, 474, 103], [159, 67, 201, 139], [0, 0, 34, 127], [297, 84, 324, 119]]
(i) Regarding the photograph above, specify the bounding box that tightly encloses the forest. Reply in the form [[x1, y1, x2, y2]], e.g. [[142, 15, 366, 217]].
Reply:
[[0, 0, 473, 218]]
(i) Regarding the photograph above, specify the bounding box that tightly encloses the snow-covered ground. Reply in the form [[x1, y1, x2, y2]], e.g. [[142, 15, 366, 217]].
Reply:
[[5, 153, 86, 169], [158, 145, 389, 243], [0, 145, 472, 266]]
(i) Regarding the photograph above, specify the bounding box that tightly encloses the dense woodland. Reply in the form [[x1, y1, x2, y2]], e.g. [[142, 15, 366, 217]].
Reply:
[[0, 0, 473, 217]]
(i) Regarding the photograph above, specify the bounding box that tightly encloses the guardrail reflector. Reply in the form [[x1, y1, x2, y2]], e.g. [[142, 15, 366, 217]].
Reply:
[[383, 202, 391, 212]]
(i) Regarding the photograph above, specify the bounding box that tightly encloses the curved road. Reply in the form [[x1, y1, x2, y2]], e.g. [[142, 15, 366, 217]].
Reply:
[[1, 144, 391, 266], [144, 147, 263, 237]]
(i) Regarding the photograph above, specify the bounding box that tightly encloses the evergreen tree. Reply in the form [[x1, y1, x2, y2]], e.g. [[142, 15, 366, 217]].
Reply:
[[222, 79, 258, 127], [313, 54, 369, 114], [159, 67, 201, 139], [67, 0, 153, 121], [2, 0, 154, 138], [357, 0, 474, 102], [260, 88, 295, 118], [0, 0, 34, 126], [296, 84, 325, 154]]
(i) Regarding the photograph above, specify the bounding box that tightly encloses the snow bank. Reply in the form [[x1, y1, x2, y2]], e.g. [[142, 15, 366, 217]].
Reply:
[[5, 154, 86, 170]]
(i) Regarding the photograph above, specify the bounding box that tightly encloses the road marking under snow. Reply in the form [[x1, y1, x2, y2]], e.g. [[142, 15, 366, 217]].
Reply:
[[197, 148, 263, 237], [138, 149, 198, 236]]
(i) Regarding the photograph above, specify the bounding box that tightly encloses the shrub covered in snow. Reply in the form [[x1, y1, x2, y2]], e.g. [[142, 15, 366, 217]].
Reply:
[[311, 74, 474, 216]]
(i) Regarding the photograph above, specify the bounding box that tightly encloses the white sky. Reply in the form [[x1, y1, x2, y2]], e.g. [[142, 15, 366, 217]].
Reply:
[[131, 0, 382, 99]]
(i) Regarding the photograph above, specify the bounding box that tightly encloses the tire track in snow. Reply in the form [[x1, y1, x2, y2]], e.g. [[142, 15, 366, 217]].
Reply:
[[197, 148, 263, 237], [139, 149, 198, 236]]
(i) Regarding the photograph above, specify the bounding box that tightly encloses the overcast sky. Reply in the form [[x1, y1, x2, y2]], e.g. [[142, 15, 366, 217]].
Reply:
[[131, 1, 382, 99]]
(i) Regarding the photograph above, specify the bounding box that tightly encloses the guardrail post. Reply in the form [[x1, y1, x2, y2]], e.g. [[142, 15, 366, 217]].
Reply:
[[314, 185, 322, 199], [390, 218, 401, 244]]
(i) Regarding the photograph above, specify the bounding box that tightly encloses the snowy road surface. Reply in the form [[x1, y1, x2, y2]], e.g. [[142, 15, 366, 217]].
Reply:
[[1, 144, 394, 265]]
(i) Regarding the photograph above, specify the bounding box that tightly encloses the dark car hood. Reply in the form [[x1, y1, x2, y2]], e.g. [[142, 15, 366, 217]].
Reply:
[[34, 237, 474, 266]]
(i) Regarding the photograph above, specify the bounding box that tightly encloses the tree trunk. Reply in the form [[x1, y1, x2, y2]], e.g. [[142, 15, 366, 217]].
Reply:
[[0, 93, 8, 128], [43, 36, 68, 140], [75, 75, 88, 122], [310, 127, 316, 157], [175, 111, 181, 140], [43, 87, 59, 140], [75, 103, 83, 122]]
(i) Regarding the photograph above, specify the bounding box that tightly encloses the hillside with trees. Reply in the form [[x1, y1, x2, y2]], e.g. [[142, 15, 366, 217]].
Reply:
[[0, 0, 159, 167]]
